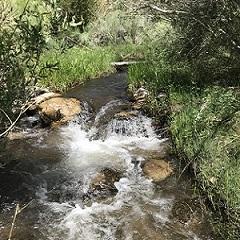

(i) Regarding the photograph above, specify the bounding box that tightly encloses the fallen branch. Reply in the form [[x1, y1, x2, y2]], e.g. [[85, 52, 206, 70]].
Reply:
[[0, 108, 13, 125], [8, 200, 34, 240], [148, 4, 187, 15], [8, 204, 20, 240]]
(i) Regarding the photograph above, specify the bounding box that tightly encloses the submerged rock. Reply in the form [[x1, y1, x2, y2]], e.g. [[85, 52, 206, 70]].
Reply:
[[38, 97, 81, 126], [170, 198, 211, 235], [114, 111, 138, 120], [7, 131, 27, 141], [90, 168, 121, 193], [122, 215, 165, 240], [143, 159, 173, 182]]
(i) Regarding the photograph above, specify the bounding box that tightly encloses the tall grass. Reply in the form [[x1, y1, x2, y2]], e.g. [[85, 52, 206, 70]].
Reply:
[[40, 44, 146, 91], [128, 54, 240, 239], [170, 88, 240, 239]]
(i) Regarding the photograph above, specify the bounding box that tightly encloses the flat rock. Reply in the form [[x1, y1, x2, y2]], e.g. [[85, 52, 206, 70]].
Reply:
[[39, 97, 81, 126], [114, 111, 138, 120], [143, 159, 173, 182]]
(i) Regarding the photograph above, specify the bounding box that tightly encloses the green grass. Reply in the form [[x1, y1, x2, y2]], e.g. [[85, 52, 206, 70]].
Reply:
[[128, 59, 240, 239], [40, 44, 145, 91], [170, 88, 240, 239]]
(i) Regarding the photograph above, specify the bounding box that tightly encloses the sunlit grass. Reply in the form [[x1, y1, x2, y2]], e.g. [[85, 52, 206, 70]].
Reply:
[[40, 44, 146, 91]]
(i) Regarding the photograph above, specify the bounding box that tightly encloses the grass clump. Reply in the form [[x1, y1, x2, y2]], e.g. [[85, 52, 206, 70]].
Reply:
[[40, 47, 115, 90]]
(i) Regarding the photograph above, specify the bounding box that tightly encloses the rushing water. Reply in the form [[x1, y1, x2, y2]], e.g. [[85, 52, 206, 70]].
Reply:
[[0, 73, 214, 240]]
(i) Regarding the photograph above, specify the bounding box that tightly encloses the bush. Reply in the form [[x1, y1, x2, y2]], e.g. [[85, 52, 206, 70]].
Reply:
[[43, 0, 96, 36], [141, 0, 240, 86], [82, 9, 149, 46], [0, 1, 46, 131]]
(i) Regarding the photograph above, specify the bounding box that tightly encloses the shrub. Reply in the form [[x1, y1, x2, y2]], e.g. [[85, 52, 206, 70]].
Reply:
[[43, 0, 96, 36], [140, 0, 240, 86], [0, 2, 46, 131], [82, 9, 149, 46]]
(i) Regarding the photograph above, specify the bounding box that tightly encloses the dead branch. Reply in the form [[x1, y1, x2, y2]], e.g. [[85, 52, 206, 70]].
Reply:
[[0, 101, 36, 138], [0, 108, 13, 125], [148, 4, 187, 15], [7, 200, 34, 240], [8, 204, 20, 240]]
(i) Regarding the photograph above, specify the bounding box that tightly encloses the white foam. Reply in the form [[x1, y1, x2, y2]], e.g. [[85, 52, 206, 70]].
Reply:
[[59, 114, 163, 170], [39, 109, 202, 240]]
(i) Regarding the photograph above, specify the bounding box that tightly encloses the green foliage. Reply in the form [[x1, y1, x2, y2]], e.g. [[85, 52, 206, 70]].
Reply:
[[128, 21, 180, 92], [129, 60, 192, 94], [40, 47, 115, 90], [43, 0, 96, 35], [171, 88, 239, 161], [0, 2, 46, 128], [0, 1, 15, 30], [146, 0, 240, 86], [59, 0, 96, 30], [82, 9, 150, 46]]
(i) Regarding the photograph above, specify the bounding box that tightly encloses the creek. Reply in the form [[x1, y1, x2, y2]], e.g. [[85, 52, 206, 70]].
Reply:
[[0, 72, 214, 240]]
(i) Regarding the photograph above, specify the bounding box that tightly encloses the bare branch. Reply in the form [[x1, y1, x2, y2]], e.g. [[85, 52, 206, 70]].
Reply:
[[0, 101, 36, 138], [8, 200, 34, 240], [0, 108, 13, 125], [8, 204, 20, 240], [148, 4, 187, 15]]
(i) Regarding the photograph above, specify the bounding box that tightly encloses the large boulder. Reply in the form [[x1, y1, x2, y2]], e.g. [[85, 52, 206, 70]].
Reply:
[[38, 97, 81, 126], [143, 159, 173, 182]]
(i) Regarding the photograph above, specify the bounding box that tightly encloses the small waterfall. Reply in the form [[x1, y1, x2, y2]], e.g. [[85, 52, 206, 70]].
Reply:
[[94, 100, 127, 126], [58, 109, 162, 171], [72, 101, 94, 130], [106, 115, 156, 138], [88, 99, 130, 139], [40, 103, 176, 240]]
